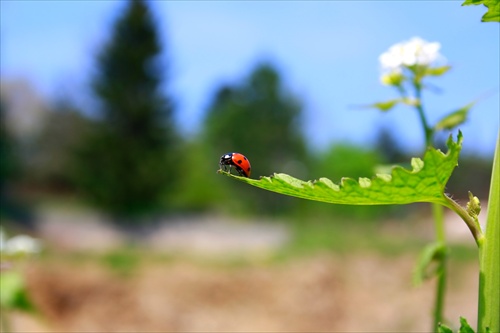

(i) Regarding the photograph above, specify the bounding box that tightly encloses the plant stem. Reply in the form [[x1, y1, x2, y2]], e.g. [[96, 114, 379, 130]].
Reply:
[[433, 203, 446, 250], [413, 83, 446, 331], [432, 203, 447, 331], [442, 195, 483, 246], [414, 86, 434, 147], [416, 105, 433, 147], [477, 133, 500, 333]]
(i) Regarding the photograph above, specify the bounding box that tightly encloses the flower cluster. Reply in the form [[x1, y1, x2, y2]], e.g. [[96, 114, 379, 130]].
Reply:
[[379, 37, 446, 86]]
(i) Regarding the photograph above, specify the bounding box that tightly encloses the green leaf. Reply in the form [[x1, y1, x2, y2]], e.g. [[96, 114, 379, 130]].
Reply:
[[0, 271, 35, 312], [462, 0, 485, 4], [360, 98, 419, 112], [438, 322, 454, 333], [425, 66, 452, 77], [413, 241, 447, 286], [462, 0, 500, 22], [482, 0, 500, 21], [434, 102, 474, 131], [365, 99, 402, 112], [459, 317, 475, 333], [438, 317, 477, 333], [219, 132, 463, 206]]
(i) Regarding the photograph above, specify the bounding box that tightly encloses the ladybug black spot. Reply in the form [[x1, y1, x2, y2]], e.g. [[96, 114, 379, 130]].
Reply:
[[237, 159, 243, 165]]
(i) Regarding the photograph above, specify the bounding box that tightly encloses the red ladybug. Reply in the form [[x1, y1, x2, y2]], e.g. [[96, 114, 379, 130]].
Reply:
[[219, 152, 251, 178]]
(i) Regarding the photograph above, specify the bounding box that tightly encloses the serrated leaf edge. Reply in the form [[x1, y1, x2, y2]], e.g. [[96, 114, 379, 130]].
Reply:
[[219, 132, 463, 206]]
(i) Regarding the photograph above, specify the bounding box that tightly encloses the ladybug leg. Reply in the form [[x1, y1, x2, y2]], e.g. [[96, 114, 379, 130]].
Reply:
[[219, 163, 229, 173], [222, 164, 232, 174], [234, 166, 245, 177]]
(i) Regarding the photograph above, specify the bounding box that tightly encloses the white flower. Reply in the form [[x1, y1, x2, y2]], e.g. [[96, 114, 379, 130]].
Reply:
[[5, 235, 42, 255], [379, 37, 444, 71], [0, 228, 42, 256]]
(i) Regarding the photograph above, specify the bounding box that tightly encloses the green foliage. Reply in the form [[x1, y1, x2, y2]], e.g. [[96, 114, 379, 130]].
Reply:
[[369, 92, 473, 150], [101, 249, 140, 276], [170, 139, 229, 212], [364, 98, 418, 112], [0, 99, 32, 225], [0, 271, 35, 313], [0, 98, 18, 191], [425, 65, 452, 77], [286, 217, 429, 258], [438, 317, 477, 333], [369, 99, 403, 112], [220, 133, 462, 206], [439, 323, 454, 333], [72, 0, 179, 221], [29, 103, 91, 191], [435, 102, 475, 131], [459, 317, 476, 333], [413, 241, 447, 286], [462, 0, 500, 22], [313, 143, 382, 181]]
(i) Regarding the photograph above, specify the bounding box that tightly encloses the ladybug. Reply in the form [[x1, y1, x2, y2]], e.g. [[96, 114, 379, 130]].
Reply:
[[219, 152, 252, 178]]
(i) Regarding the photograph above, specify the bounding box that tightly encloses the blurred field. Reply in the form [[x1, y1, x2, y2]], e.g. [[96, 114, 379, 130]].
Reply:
[[3, 206, 480, 332]]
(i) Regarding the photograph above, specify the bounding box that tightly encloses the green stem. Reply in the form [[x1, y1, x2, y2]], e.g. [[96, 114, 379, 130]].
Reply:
[[442, 195, 484, 246], [477, 133, 500, 333], [413, 82, 446, 331], [416, 104, 433, 147], [414, 86, 434, 147], [432, 203, 447, 331], [433, 202, 446, 249]]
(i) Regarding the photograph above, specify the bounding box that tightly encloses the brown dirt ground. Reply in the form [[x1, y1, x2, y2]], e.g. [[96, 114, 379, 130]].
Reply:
[[7, 253, 478, 333]]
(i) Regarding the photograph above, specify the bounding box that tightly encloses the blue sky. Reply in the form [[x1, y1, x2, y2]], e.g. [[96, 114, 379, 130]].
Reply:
[[1, 1, 499, 156]]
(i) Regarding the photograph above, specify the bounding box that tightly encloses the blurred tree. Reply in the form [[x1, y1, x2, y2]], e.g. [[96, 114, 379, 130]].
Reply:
[[0, 98, 17, 192], [203, 63, 309, 214], [169, 138, 228, 213], [314, 143, 381, 181], [73, 0, 178, 222], [0, 97, 34, 228], [374, 126, 406, 164], [28, 101, 92, 193]]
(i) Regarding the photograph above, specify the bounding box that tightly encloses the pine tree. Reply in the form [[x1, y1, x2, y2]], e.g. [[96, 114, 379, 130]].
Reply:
[[73, 0, 178, 222]]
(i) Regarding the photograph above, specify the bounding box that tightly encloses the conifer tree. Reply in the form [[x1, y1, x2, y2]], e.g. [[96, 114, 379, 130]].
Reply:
[[73, 0, 178, 221]]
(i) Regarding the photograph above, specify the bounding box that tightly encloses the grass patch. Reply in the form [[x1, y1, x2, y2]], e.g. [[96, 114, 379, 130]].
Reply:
[[283, 216, 477, 262]]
